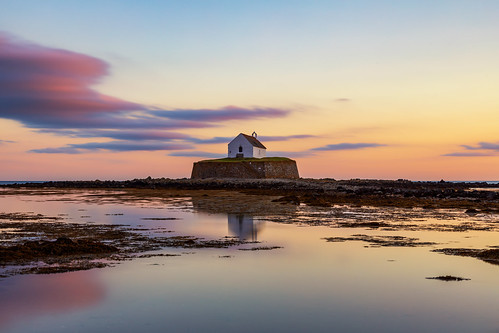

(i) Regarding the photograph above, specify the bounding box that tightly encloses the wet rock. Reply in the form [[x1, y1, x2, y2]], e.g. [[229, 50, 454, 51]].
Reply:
[[3, 178, 499, 211], [301, 194, 334, 207], [271, 195, 300, 205], [433, 248, 499, 265], [238, 246, 283, 251], [0, 237, 118, 264], [26, 262, 110, 275], [426, 275, 470, 281], [336, 221, 389, 229], [158, 236, 255, 249], [324, 234, 436, 247]]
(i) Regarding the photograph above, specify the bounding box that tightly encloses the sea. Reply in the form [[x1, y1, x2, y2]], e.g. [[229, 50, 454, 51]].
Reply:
[[1, 187, 499, 332]]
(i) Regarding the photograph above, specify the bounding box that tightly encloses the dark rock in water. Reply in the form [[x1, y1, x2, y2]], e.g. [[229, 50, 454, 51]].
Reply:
[[465, 208, 479, 215], [300, 194, 329, 207], [238, 246, 283, 251], [191, 157, 299, 179], [433, 248, 499, 265], [272, 195, 301, 205], [426, 275, 470, 281], [336, 221, 389, 228], [0, 237, 119, 264], [476, 248, 499, 261], [324, 234, 436, 247]]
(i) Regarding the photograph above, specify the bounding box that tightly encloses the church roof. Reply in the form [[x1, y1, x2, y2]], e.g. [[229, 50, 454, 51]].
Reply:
[[241, 133, 266, 149]]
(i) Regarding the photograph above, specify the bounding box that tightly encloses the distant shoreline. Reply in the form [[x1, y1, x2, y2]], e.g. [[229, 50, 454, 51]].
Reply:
[[1, 178, 498, 187], [2, 178, 499, 211]]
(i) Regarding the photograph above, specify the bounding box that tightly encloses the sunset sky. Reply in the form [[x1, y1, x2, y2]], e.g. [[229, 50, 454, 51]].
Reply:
[[1, 1, 499, 180]]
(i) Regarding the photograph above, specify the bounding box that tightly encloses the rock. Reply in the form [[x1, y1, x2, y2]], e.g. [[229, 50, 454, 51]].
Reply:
[[433, 248, 499, 265], [271, 195, 301, 205], [0, 237, 119, 263], [426, 275, 470, 281]]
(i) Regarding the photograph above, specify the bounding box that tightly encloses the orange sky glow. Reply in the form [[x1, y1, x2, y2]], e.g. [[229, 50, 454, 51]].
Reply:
[[1, 1, 498, 181]]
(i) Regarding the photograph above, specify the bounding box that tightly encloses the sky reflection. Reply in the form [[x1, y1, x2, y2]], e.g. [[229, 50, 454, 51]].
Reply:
[[0, 270, 104, 332], [1, 189, 499, 332]]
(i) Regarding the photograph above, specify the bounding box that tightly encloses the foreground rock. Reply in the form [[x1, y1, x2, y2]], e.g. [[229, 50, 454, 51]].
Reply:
[[433, 248, 499, 265], [0, 237, 118, 264], [3, 178, 498, 210], [323, 234, 437, 247], [0, 212, 259, 278], [426, 275, 470, 281]]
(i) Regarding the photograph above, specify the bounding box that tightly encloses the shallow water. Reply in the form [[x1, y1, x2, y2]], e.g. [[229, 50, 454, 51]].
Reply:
[[1, 189, 499, 333]]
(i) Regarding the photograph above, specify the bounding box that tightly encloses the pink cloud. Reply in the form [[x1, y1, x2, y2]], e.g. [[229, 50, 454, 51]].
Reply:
[[0, 33, 146, 128], [153, 106, 289, 122], [0, 32, 292, 153]]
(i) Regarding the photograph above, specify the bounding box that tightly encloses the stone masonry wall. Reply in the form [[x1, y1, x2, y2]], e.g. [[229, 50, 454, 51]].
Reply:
[[191, 160, 299, 179]]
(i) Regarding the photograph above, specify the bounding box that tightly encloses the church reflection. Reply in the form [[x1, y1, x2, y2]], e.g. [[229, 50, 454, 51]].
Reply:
[[227, 214, 264, 241]]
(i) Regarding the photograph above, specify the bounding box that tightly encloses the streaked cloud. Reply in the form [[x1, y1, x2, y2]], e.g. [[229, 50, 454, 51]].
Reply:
[[462, 142, 499, 151], [30, 141, 193, 154], [29, 147, 82, 154], [334, 98, 351, 102], [266, 151, 316, 158], [152, 106, 289, 122], [190, 134, 316, 144], [188, 136, 232, 144], [258, 134, 316, 142], [37, 129, 191, 141], [0, 32, 292, 151], [0, 139, 15, 144], [0, 33, 146, 129], [168, 151, 226, 158], [443, 141, 499, 157], [169, 150, 314, 159], [443, 152, 495, 157], [312, 143, 386, 151], [29, 131, 317, 153]]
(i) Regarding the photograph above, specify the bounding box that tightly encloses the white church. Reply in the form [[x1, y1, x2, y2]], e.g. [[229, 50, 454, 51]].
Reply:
[[228, 132, 266, 158]]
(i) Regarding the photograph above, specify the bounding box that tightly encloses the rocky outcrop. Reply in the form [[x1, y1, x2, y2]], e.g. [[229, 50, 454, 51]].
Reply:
[[191, 158, 299, 179]]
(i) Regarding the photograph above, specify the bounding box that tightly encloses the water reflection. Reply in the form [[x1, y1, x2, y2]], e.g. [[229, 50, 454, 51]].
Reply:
[[227, 214, 264, 241], [188, 190, 298, 216], [3, 189, 499, 333], [0, 271, 104, 331]]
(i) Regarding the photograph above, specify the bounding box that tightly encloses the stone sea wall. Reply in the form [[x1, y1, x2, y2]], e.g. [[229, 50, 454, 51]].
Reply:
[[191, 159, 299, 179]]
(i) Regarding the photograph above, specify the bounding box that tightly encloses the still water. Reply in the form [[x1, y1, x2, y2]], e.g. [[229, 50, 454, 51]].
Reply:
[[0, 188, 498, 333]]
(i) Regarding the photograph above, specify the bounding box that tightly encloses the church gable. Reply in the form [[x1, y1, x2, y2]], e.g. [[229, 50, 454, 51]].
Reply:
[[228, 133, 266, 158]]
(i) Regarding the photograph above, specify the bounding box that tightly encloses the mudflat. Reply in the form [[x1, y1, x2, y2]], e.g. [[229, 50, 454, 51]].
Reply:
[[4, 177, 499, 210], [1, 178, 499, 278]]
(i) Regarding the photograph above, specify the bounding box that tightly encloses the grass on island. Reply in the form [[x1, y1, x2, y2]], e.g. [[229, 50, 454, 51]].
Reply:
[[198, 157, 292, 163]]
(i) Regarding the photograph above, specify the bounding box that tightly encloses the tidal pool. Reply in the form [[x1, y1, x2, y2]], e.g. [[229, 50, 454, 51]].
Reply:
[[0, 188, 498, 333]]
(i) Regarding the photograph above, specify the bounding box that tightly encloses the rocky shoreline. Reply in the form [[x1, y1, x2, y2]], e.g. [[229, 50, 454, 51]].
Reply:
[[2, 179, 499, 277], [3, 178, 499, 210], [0, 211, 259, 278]]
